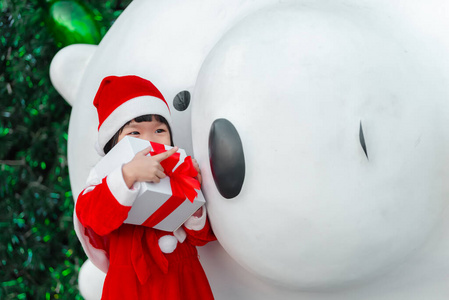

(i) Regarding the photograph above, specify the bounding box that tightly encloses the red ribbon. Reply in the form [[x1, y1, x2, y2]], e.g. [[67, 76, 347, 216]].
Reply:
[[141, 142, 200, 229]]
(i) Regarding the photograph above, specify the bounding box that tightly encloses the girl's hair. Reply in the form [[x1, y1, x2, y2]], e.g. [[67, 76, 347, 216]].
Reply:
[[103, 114, 174, 154]]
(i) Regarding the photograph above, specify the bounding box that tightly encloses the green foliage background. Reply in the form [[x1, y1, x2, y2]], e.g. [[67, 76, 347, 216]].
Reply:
[[1, 0, 131, 298]]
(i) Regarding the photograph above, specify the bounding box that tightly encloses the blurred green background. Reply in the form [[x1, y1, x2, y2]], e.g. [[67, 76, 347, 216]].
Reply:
[[1, 0, 131, 298]]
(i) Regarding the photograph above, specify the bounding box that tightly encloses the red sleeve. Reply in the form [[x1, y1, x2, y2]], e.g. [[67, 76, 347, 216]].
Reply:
[[183, 216, 216, 246], [76, 176, 132, 236]]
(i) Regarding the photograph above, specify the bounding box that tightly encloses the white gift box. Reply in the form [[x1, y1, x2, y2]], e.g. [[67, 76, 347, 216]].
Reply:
[[93, 136, 205, 232]]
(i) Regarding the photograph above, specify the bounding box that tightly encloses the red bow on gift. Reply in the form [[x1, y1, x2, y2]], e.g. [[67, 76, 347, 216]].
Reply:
[[141, 142, 201, 228]]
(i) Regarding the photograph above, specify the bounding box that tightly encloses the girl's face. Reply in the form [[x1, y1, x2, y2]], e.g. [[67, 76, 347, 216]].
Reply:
[[117, 119, 171, 146]]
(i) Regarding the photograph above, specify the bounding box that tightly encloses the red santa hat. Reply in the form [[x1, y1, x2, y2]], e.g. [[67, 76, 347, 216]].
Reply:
[[93, 75, 171, 156]]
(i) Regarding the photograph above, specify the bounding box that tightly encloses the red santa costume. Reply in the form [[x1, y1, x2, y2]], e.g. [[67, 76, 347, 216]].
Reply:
[[74, 75, 216, 300]]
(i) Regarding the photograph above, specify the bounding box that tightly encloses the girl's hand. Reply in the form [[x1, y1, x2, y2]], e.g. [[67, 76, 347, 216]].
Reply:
[[192, 158, 202, 185], [122, 146, 179, 189]]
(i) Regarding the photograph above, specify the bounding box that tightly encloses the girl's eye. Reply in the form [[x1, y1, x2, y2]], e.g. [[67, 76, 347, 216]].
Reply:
[[128, 131, 140, 135], [155, 129, 166, 134]]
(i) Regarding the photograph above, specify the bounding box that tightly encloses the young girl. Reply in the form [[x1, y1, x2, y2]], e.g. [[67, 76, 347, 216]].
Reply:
[[74, 75, 216, 299]]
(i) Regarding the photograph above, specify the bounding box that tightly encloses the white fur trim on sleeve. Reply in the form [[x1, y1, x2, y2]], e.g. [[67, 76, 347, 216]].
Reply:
[[86, 168, 102, 186], [184, 205, 207, 231], [106, 165, 139, 207], [81, 185, 96, 195]]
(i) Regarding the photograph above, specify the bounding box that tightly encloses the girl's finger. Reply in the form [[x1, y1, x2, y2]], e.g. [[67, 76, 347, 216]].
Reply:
[[156, 170, 166, 179], [138, 145, 153, 156], [197, 172, 202, 185], [152, 146, 179, 162]]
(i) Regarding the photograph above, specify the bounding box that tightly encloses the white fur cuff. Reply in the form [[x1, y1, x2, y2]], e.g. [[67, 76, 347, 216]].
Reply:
[[184, 205, 207, 230], [106, 165, 139, 207]]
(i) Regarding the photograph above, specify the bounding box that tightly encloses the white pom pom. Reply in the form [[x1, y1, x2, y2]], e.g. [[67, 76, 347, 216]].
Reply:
[[158, 235, 178, 253]]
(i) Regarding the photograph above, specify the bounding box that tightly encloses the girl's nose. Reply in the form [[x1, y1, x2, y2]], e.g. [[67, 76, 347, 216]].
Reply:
[[140, 133, 153, 142]]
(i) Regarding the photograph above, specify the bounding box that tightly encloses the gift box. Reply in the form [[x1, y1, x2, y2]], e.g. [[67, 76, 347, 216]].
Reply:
[[93, 136, 205, 232]]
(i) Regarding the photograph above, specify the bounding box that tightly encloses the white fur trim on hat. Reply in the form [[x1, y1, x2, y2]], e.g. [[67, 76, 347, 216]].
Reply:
[[96, 96, 172, 156]]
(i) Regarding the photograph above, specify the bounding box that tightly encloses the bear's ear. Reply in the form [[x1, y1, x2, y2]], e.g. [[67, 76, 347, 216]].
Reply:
[[50, 44, 97, 106]]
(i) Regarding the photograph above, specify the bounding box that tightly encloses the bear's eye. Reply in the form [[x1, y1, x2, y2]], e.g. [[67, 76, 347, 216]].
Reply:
[[173, 91, 191, 111], [208, 118, 245, 199]]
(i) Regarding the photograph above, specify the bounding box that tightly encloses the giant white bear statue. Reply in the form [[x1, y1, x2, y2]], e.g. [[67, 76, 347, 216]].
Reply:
[[50, 0, 449, 299]]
